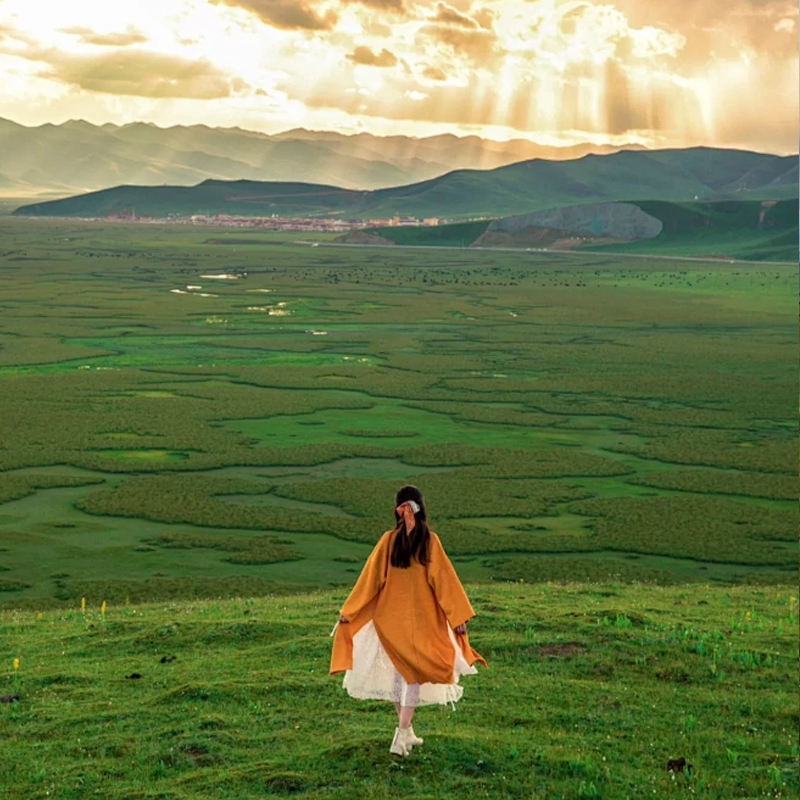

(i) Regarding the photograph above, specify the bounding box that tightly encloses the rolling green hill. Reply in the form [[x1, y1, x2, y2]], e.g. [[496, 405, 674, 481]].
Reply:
[[14, 147, 798, 221], [15, 180, 363, 219], [584, 200, 799, 261], [364, 199, 798, 262]]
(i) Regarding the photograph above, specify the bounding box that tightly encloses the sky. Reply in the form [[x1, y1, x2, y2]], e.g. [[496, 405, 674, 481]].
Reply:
[[0, 0, 797, 152]]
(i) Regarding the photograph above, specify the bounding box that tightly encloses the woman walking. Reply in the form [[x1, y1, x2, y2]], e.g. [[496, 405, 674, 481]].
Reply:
[[330, 485, 486, 756]]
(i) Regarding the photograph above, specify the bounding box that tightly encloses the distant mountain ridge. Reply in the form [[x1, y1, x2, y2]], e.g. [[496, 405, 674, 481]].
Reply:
[[0, 117, 649, 198], [14, 147, 798, 221]]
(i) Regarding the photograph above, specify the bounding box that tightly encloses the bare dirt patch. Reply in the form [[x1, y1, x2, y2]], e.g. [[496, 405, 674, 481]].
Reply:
[[538, 642, 588, 658]]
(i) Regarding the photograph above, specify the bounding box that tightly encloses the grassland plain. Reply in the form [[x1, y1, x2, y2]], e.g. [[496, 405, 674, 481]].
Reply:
[[0, 584, 798, 799], [0, 218, 797, 610]]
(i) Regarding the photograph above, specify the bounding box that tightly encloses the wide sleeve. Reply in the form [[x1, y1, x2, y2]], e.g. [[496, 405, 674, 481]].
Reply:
[[426, 533, 476, 629], [340, 532, 391, 622]]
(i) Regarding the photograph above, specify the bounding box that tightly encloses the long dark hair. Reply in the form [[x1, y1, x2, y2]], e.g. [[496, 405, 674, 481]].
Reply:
[[390, 485, 431, 569]]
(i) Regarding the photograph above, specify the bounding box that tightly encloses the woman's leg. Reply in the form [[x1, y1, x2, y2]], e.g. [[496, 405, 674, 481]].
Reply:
[[398, 682, 420, 729], [392, 672, 403, 720]]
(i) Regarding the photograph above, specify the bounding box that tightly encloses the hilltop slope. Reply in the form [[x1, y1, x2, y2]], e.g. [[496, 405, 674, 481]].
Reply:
[[362, 198, 798, 261], [13, 147, 798, 220], [584, 199, 800, 260], [2, 583, 797, 799]]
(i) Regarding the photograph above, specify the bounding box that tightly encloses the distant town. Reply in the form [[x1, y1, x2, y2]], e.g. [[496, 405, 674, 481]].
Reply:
[[102, 210, 445, 231]]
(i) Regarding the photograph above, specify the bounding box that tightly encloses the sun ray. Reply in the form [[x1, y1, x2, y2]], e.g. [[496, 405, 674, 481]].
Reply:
[[0, 0, 794, 152]]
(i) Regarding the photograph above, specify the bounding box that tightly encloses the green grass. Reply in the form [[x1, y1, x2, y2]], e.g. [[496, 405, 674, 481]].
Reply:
[[222, 394, 644, 449], [0, 220, 796, 798], [0, 583, 797, 799], [365, 220, 491, 247], [0, 219, 796, 608], [584, 200, 798, 261], [356, 199, 798, 262]]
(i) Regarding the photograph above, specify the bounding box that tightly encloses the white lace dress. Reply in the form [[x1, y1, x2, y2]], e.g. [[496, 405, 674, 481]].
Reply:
[[339, 619, 478, 708]]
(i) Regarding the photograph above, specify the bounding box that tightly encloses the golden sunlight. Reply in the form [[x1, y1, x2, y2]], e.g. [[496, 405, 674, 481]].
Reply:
[[0, 0, 796, 151]]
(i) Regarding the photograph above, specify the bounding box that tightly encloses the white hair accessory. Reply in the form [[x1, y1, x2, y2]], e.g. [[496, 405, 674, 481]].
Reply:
[[396, 499, 421, 534]]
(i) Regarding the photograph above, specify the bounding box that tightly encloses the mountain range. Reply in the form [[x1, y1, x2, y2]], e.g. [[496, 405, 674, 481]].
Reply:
[[14, 147, 798, 221], [0, 117, 649, 198]]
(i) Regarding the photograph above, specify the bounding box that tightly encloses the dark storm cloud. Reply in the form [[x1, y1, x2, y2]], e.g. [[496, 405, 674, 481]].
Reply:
[[212, 0, 337, 31]]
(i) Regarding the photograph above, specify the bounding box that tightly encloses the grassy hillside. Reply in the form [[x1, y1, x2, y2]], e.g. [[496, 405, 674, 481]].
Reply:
[[14, 180, 364, 219], [584, 200, 799, 261], [365, 220, 492, 247], [2, 583, 797, 800], [361, 199, 798, 262], [14, 148, 798, 220]]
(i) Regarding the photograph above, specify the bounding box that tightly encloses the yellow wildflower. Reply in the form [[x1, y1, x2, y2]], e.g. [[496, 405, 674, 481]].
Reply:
[[13, 658, 19, 671]]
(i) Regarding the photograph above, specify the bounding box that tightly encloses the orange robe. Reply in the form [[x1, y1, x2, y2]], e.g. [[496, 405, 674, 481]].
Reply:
[[330, 529, 487, 685]]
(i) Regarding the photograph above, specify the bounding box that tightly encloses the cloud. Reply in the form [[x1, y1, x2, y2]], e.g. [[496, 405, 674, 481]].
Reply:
[[421, 64, 448, 80], [0, 22, 35, 46], [609, 0, 799, 58], [302, 72, 494, 127], [340, 0, 407, 10], [61, 27, 148, 47], [472, 7, 495, 30], [433, 3, 478, 28], [419, 24, 499, 65], [212, 0, 336, 31], [347, 45, 399, 66], [16, 48, 243, 99], [0, 0, 795, 154]]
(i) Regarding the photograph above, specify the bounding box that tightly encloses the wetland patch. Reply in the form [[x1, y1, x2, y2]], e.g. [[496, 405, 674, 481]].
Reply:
[[0, 220, 796, 603]]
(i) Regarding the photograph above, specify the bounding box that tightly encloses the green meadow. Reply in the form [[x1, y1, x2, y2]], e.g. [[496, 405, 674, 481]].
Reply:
[[0, 218, 796, 608], [0, 218, 797, 799], [1, 584, 798, 799]]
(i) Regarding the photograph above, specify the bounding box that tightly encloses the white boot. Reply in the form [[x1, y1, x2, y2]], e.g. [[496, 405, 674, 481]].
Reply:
[[406, 725, 424, 746], [390, 727, 413, 756]]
